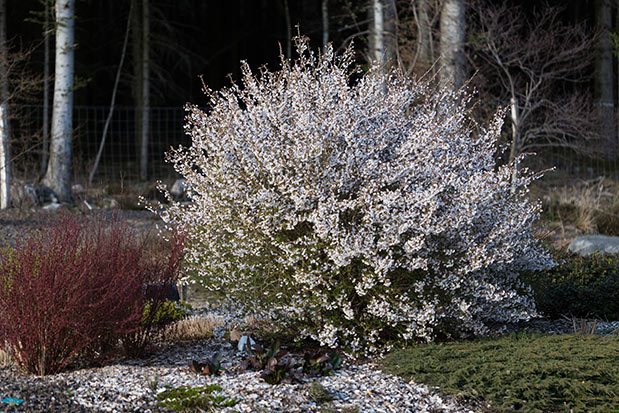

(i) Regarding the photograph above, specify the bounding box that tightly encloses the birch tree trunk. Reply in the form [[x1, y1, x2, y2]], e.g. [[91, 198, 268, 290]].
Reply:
[[382, 0, 397, 68], [595, 0, 614, 150], [370, 0, 384, 64], [0, 0, 9, 208], [43, 0, 74, 202], [139, 0, 150, 181], [41, 0, 50, 177], [439, 0, 466, 89], [321, 0, 328, 52]]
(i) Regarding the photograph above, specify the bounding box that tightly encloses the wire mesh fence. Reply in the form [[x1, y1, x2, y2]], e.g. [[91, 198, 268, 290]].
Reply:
[[7, 104, 619, 188], [10, 105, 191, 186]]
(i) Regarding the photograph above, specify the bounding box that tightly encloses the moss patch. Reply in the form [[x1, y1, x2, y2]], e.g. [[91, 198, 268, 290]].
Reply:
[[156, 384, 237, 412], [382, 333, 619, 412]]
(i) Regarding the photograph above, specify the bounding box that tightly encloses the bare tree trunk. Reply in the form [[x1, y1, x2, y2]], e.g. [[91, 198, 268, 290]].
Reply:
[[41, 0, 50, 177], [321, 0, 329, 52], [509, 95, 521, 161], [89, 1, 132, 184], [0, 0, 10, 209], [617, 0, 619, 144], [283, 0, 292, 58], [370, 0, 384, 64], [416, 0, 433, 69], [382, 0, 397, 68], [139, 0, 150, 181], [595, 0, 614, 150], [43, 0, 74, 202], [132, 0, 143, 179], [439, 0, 466, 89]]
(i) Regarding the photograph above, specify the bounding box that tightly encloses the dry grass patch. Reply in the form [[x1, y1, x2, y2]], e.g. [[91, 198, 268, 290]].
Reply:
[[163, 315, 223, 343], [532, 178, 619, 248], [0, 345, 12, 368]]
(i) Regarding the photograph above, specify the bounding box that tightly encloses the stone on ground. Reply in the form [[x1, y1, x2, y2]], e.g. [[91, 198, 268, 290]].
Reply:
[[567, 234, 619, 256]]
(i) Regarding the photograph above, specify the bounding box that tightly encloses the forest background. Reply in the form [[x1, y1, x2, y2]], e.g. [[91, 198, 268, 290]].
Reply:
[[1, 0, 618, 224]]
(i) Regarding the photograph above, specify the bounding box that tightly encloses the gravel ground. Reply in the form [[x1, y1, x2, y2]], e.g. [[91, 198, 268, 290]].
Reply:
[[0, 338, 475, 413]]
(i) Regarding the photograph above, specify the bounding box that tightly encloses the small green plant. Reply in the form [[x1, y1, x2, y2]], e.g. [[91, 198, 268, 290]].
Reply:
[[303, 352, 343, 376], [241, 339, 343, 384], [188, 353, 223, 376], [308, 380, 333, 403], [156, 384, 237, 412], [260, 359, 304, 385], [143, 301, 192, 327], [241, 340, 287, 371], [147, 374, 159, 392]]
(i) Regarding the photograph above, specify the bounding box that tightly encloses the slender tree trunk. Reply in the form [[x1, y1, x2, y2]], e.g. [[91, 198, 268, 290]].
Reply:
[[595, 0, 614, 150], [382, 0, 397, 68], [139, 0, 150, 181], [617, 0, 619, 144], [321, 0, 328, 52], [0, 0, 9, 208], [41, 0, 50, 177], [370, 0, 384, 64], [132, 0, 142, 178], [416, 0, 433, 69], [439, 0, 466, 89], [509, 95, 521, 162], [89, 1, 132, 184], [43, 0, 74, 202], [283, 0, 292, 58]]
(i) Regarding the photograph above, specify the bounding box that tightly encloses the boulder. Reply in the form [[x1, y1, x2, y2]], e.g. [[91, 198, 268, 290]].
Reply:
[[72, 184, 85, 193], [10, 184, 37, 208], [99, 197, 119, 209], [567, 235, 619, 256]]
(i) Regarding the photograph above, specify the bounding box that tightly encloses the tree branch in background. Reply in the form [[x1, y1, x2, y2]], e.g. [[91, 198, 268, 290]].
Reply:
[[467, 0, 599, 163]]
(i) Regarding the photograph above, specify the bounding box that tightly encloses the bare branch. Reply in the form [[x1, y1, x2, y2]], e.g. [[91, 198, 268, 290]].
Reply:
[[467, 0, 599, 161]]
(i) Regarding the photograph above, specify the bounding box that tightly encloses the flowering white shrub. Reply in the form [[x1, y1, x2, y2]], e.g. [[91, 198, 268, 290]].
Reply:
[[156, 37, 553, 354]]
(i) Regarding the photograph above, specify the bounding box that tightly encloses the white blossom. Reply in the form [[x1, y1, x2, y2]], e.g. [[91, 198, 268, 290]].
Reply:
[[152, 37, 553, 355]]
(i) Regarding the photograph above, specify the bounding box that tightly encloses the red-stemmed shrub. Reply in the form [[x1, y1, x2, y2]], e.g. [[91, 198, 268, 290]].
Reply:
[[0, 212, 185, 375]]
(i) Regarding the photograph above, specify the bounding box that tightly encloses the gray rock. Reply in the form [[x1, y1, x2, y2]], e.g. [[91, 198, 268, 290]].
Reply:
[[10, 184, 37, 207], [72, 184, 85, 193], [100, 197, 119, 209], [567, 235, 619, 256], [42, 202, 61, 210], [170, 179, 186, 198]]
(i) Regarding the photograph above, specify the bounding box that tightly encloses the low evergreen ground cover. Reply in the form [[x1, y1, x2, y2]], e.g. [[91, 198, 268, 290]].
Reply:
[[382, 333, 619, 412]]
